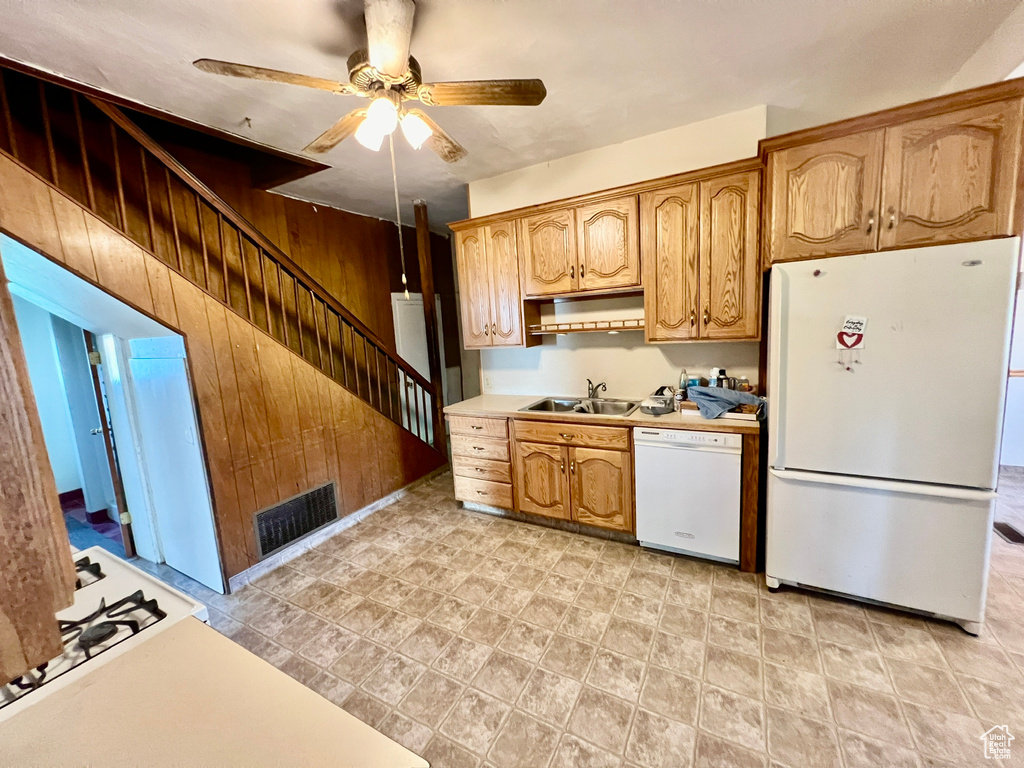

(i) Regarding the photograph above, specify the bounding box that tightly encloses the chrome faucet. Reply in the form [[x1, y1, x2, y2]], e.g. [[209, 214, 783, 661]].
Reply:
[[587, 379, 607, 399]]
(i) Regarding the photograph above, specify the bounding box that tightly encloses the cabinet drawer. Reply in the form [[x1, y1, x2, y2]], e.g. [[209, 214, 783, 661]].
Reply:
[[453, 456, 512, 484], [513, 420, 629, 450], [448, 415, 509, 439], [454, 475, 513, 508], [451, 434, 510, 461]]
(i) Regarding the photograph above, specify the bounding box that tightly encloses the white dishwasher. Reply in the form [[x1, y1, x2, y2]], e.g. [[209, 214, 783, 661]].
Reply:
[[633, 428, 742, 563]]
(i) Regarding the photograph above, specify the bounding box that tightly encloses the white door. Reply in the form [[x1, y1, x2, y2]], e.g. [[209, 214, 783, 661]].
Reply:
[[769, 239, 1018, 489], [392, 293, 445, 441], [129, 356, 224, 592]]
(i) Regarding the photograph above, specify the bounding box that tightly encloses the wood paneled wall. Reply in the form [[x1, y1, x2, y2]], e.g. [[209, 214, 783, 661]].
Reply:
[[0, 152, 445, 578]]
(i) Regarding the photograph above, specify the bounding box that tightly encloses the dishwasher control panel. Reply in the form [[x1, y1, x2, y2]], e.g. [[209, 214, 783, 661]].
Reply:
[[633, 428, 742, 450]]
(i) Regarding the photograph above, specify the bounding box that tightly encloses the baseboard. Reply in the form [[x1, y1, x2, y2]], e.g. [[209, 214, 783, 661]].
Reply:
[[58, 488, 85, 506], [462, 501, 638, 545], [228, 466, 449, 592]]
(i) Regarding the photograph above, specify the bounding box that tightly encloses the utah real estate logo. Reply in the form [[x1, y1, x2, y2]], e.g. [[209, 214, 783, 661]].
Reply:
[[981, 725, 1014, 760]]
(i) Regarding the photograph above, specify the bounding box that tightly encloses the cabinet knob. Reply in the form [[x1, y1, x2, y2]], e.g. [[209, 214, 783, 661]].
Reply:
[[703, 308, 710, 325], [580, 264, 585, 278], [472, 446, 485, 451], [690, 309, 695, 327], [483, 326, 489, 336], [492, 323, 497, 335], [570, 265, 575, 280], [887, 207, 895, 230], [470, 425, 483, 430], [866, 210, 875, 234], [560, 460, 565, 474], [570, 461, 576, 475], [559, 433, 575, 440]]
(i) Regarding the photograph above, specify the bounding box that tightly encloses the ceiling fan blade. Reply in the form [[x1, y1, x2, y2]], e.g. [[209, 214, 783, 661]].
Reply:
[[304, 109, 367, 153], [418, 79, 547, 106], [407, 109, 466, 163], [364, 0, 415, 78], [193, 58, 356, 95]]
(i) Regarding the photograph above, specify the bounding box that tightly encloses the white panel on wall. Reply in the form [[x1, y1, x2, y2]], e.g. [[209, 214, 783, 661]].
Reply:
[[467, 106, 767, 217], [479, 332, 759, 401], [10, 296, 83, 494]]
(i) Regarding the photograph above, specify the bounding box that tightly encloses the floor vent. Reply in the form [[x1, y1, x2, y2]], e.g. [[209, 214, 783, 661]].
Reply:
[[254, 483, 338, 559], [995, 522, 1024, 545]]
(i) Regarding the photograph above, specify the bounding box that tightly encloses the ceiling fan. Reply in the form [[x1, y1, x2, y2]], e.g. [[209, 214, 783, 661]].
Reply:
[[193, 0, 546, 163]]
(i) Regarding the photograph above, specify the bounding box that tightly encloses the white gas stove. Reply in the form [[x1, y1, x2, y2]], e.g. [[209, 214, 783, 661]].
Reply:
[[0, 547, 207, 722]]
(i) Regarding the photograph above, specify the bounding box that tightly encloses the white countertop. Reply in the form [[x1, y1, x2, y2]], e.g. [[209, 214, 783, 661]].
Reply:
[[444, 394, 761, 435], [0, 618, 427, 768]]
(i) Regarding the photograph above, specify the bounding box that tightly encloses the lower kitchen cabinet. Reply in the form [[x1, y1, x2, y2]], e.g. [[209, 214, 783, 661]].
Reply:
[[515, 441, 571, 520], [570, 447, 633, 532], [512, 421, 634, 533]]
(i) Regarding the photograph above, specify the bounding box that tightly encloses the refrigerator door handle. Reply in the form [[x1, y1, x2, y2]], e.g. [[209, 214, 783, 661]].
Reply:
[[769, 468, 997, 501]]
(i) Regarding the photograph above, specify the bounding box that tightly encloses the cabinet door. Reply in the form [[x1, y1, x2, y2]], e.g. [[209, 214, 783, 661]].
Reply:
[[576, 195, 640, 291], [766, 130, 885, 262], [455, 227, 492, 348], [641, 183, 700, 341], [699, 170, 761, 340], [520, 209, 577, 296], [879, 99, 1024, 249], [514, 441, 570, 520], [485, 221, 524, 346], [569, 447, 633, 533]]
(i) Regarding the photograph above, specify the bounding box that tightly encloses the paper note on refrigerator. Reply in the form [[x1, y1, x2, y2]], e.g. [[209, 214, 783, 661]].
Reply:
[[836, 316, 867, 349]]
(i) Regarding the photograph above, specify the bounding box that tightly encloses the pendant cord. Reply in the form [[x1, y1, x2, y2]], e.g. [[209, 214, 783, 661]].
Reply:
[[389, 133, 409, 298]]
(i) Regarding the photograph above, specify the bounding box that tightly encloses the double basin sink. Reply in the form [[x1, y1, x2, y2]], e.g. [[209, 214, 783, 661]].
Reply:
[[520, 397, 640, 417]]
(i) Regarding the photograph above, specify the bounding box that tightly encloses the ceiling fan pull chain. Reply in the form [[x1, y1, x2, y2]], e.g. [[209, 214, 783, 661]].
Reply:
[[389, 132, 410, 299]]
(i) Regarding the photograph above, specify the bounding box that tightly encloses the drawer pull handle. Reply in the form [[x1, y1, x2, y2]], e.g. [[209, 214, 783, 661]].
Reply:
[[470, 425, 483, 430], [475, 467, 484, 472], [472, 446, 485, 451], [476, 490, 485, 495], [559, 433, 575, 440]]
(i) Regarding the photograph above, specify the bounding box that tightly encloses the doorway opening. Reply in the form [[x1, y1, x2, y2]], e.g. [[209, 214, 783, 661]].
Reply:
[[3, 234, 225, 593]]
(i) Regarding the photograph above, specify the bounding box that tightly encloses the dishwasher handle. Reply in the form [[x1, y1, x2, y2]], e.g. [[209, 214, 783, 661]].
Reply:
[[634, 441, 742, 456]]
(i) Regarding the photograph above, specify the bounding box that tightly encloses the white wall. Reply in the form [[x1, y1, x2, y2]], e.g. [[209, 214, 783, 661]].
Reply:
[[1001, 282, 1024, 467], [942, 1, 1024, 94], [481, 292, 758, 399], [11, 296, 83, 494], [467, 105, 768, 217]]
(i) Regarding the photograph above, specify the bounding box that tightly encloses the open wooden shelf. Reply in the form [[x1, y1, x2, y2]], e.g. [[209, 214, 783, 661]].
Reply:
[[527, 318, 645, 336]]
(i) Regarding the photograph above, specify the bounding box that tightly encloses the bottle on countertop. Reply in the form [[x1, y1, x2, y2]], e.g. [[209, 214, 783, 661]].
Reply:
[[709, 368, 721, 387]]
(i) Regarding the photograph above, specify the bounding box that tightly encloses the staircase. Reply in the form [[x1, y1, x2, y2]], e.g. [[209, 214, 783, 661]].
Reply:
[[0, 66, 439, 451]]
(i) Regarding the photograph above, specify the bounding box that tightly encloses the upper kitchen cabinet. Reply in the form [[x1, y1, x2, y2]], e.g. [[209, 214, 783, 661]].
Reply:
[[699, 170, 761, 340], [641, 182, 700, 341], [642, 163, 761, 342], [762, 83, 1024, 265], [454, 221, 531, 349], [575, 196, 641, 292], [878, 99, 1024, 249], [454, 227, 493, 348], [519, 209, 577, 296], [765, 130, 885, 263]]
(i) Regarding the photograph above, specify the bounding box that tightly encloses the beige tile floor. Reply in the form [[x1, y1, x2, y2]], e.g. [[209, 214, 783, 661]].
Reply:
[[163, 471, 1024, 768]]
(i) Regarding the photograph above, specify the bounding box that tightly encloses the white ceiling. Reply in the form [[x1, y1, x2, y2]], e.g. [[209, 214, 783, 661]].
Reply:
[[0, 0, 1019, 228]]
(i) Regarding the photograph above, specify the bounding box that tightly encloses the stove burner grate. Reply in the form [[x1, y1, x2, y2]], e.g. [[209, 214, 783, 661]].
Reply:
[[74, 556, 105, 589]]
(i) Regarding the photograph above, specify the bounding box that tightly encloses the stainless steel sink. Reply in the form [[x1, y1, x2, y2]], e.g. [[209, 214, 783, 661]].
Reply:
[[521, 397, 581, 412], [588, 399, 640, 416], [520, 397, 640, 417]]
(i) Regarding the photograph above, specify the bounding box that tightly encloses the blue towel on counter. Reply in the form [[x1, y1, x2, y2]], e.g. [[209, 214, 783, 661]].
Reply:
[[686, 386, 767, 421]]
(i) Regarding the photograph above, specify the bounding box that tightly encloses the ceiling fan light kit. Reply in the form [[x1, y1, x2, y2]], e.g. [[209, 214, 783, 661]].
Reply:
[[193, 0, 547, 162]]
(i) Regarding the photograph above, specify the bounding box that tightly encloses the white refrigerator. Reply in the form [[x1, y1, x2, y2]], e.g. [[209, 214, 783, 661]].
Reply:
[[766, 239, 1019, 633]]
